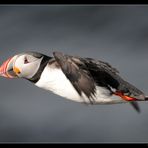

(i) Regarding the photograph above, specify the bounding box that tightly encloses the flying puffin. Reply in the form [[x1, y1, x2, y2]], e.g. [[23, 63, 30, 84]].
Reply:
[[0, 51, 147, 112]]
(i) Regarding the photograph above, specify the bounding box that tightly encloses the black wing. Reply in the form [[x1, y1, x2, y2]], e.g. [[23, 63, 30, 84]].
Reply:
[[53, 52, 96, 103], [53, 52, 144, 112], [81, 57, 144, 113], [81, 57, 145, 98]]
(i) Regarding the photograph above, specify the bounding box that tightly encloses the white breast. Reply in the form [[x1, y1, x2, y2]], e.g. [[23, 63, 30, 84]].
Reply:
[[35, 65, 84, 102], [35, 65, 125, 104]]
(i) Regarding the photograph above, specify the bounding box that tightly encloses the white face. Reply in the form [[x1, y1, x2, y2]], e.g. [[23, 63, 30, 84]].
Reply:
[[13, 54, 43, 79]]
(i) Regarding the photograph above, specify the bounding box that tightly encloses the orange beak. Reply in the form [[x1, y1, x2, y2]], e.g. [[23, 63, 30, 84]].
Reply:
[[0, 56, 18, 78]]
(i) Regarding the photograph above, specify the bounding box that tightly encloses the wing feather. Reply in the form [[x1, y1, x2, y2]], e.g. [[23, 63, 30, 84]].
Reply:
[[53, 51, 144, 111], [53, 52, 96, 103]]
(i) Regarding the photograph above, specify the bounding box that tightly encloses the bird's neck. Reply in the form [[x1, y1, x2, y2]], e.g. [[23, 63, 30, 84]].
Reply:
[[27, 56, 51, 83]]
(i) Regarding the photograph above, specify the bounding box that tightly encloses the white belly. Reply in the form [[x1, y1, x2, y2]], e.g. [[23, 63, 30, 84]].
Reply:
[[35, 65, 125, 104]]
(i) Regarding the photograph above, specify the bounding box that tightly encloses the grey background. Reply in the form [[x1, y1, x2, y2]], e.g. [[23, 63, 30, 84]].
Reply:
[[0, 5, 148, 143]]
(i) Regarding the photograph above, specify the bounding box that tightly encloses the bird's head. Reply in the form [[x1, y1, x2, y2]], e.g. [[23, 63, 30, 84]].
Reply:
[[0, 52, 48, 80]]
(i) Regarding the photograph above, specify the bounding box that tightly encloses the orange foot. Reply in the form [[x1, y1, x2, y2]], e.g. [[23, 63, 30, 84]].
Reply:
[[114, 91, 137, 101]]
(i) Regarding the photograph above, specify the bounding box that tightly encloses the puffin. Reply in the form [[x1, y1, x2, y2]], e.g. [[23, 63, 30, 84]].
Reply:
[[0, 51, 147, 112]]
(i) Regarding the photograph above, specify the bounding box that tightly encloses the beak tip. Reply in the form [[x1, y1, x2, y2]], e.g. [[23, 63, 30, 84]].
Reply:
[[0, 57, 15, 79]]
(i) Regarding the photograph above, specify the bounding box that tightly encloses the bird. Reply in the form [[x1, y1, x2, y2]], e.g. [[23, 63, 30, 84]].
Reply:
[[0, 51, 147, 112]]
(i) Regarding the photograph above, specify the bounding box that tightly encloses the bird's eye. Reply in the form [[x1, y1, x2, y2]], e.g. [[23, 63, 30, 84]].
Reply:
[[24, 57, 29, 64]]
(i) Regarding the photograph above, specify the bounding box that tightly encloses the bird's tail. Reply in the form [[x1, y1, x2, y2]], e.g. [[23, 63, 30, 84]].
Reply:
[[130, 96, 148, 113], [145, 96, 148, 101], [134, 96, 148, 101]]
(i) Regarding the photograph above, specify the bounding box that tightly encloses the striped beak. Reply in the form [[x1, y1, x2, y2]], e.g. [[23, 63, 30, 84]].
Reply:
[[0, 56, 18, 78]]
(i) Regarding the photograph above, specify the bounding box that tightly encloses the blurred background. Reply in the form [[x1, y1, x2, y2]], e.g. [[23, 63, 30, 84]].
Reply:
[[0, 5, 148, 143]]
